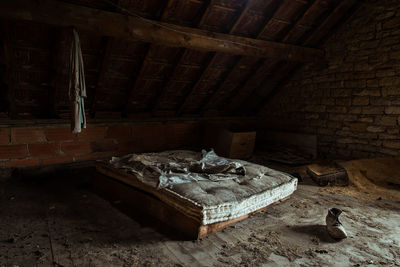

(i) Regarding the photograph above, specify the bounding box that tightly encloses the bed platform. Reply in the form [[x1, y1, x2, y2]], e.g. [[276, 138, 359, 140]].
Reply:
[[94, 150, 297, 239]]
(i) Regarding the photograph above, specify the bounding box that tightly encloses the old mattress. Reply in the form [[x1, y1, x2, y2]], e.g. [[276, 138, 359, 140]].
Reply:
[[98, 150, 297, 225]]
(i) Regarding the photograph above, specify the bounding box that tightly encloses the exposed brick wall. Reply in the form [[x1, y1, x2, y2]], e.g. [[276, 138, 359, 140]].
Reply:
[[260, 0, 400, 159], [0, 122, 201, 168]]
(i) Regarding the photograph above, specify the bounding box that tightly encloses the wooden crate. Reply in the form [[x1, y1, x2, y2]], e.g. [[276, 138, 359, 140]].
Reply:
[[204, 123, 256, 159], [215, 129, 256, 159]]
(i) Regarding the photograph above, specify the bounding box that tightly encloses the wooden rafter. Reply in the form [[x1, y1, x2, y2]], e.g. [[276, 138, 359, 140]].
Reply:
[[123, 0, 174, 114], [228, 0, 319, 114], [90, 0, 125, 117], [176, 0, 254, 116], [303, 0, 358, 46], [91, 39, 114, 117], [202, 0, 290, 114], [51, 28, 72, 118], [254, 0, 359, 115], [151, 0, 215, 114], [0, 0, 324, 62]]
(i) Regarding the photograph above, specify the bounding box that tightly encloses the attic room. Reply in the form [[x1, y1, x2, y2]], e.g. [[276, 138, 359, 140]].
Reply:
[[0, 0, 399, 265]]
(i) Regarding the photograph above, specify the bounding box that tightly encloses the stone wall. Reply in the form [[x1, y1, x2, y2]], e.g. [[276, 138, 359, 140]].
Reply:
[[260, 0, 400, 159]]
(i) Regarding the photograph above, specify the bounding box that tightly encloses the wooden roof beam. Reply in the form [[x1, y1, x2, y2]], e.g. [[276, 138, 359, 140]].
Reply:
[[0, 0, 324, 62]]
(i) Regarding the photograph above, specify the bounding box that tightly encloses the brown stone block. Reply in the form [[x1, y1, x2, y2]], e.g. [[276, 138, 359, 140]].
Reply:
[[327, 106, 347, 113], [77, 127, 106, 141], [0, 129, 10, 144], [379, 76, 400, 86], [362, 106, 384, 114], [29, 143, 60, 157], [91, 140, 118, 152], [352, 96, 369, 105], [350, 123, 368, 132], [349, 107, 362, 114], [332, 89, 351, 97], [345, 80, 366, 88], [5, 158, 41, 167], [61, 141, 92, 155], [385, 106, 400, 114], [366, 126, 385, 133], [335, 98, 352, 106], [11, 128, 46, 144], [381, 87, 400, 96], [106, 125, 132, 139], [383, 141, 400, 149], [376, 116, 397, 126], [46, 127, 77, 141], [0, 144, 28, 159]]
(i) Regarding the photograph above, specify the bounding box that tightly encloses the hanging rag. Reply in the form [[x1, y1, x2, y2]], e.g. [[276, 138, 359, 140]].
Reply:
[[69, 28, 87, 133]]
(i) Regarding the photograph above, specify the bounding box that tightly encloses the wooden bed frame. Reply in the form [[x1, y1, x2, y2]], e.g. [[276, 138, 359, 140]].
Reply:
[[94, 162, 291, 239]]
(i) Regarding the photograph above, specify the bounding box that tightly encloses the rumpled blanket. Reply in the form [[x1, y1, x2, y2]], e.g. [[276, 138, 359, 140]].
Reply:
[[109, 150, 260, 189]]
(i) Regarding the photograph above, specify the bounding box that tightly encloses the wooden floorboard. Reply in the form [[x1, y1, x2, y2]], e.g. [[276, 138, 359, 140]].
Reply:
[[2, 168, 399, 266], [163, 241, 203, 266]]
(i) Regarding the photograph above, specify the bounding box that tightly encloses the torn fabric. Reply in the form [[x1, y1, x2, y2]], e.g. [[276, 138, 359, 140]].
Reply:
[[69, 28, 87, 133]]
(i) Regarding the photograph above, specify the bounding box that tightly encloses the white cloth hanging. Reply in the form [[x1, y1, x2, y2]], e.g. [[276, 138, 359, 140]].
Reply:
[[69, 28, 87, 133]]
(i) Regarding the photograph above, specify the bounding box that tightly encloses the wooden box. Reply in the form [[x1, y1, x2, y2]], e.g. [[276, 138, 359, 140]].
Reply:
[[204, 124, 256, 159]]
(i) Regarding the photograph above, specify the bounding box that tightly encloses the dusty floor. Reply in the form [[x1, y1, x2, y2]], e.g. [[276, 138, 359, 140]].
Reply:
[[0, 166, 399, 267]]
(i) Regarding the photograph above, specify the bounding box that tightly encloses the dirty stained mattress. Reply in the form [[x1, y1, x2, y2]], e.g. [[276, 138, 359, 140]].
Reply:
[[104, 150, 297, 225]]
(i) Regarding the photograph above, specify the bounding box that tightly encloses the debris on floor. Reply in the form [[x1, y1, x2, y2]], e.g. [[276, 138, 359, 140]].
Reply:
[[0, 167, 399, 266], [307, 162, 349, 186]]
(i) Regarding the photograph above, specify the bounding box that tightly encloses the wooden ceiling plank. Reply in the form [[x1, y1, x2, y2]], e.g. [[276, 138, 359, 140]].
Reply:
[[202, 0, 289, 114], [281, 0, 327, 43], [256, 0, 294, 39], [255, 0, 359, 115], [52, 28, 72, 118], [229, 0, 321, 114], [0, 0, 324, 62], [235, 0, 331, 116], [176, 0, 254, 115], [91, 0, 126, 117], [90, 38, 114, 117], [151, 0, 215, 114], [303, 0, 358, 46], [123, 0, 175, 114], [197, 0, 214, 26]]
